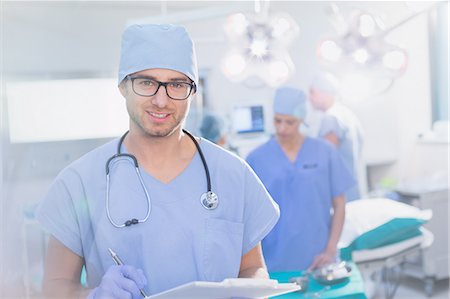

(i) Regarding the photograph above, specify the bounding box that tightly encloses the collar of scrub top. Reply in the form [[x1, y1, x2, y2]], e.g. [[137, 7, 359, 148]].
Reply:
[[105, 129, 217, 228]]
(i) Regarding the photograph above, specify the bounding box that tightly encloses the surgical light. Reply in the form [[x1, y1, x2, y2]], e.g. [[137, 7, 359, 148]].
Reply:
[[358, 14, 376, 37], [317, 6, 410, 96], [352, 48, 369, 64], [317, 3, 441, 99], [222, 53, 247, 77], [271, 16, 291, 37], [382, 50, 407, 70], [250, 39, 269, 58], [222, 10, 299, 87], [319, 40, 342, 62], [226, 13, 249, 37]]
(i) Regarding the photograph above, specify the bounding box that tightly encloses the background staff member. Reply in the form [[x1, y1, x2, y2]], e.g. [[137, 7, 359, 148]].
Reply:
[[309, 72, 365, 201], [247, 87, 354, 272], [199, 112, 227, 147], [36, 23, 279, 299]]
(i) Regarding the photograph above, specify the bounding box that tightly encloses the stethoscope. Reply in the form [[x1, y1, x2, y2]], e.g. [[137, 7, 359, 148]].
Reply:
[[105, 129, 219, 228]]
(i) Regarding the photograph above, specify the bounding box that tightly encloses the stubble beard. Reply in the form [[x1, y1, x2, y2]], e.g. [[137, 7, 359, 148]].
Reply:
[[130, 110, 184, 138]]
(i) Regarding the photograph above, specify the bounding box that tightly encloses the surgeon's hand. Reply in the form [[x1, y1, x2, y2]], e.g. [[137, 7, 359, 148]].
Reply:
[[88, 265, 147, 299], [307, 249, 337, 271]]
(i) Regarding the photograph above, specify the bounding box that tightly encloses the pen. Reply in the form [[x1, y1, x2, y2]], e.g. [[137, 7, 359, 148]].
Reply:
[[108, 248, 148, 298]]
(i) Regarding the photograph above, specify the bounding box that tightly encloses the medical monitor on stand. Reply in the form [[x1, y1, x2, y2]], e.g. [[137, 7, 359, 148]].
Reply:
[[229, 104, 269, 158], [232, 105, 265, 135]]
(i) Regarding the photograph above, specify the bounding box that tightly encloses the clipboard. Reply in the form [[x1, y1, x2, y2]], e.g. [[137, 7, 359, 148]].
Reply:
[[147, 278, 300, 299]]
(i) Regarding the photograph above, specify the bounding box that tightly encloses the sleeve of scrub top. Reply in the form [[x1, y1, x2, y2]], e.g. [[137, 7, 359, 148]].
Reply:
[[36, 170, 84, 256], [328, 147, 356, 198], [319, 115, 343, 139], [241, 162, 280, 255]]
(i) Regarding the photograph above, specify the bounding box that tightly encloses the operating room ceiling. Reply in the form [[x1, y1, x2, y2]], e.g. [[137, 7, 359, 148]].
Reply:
[[2, 1, 426, 76]]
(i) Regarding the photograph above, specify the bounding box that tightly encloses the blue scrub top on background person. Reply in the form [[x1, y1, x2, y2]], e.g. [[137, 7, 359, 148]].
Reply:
[[247, 86, 355, 272], [36, 23, 279, 299]]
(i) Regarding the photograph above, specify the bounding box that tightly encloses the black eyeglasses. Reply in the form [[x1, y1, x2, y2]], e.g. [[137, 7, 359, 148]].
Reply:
[[127, 76, 196, 100]]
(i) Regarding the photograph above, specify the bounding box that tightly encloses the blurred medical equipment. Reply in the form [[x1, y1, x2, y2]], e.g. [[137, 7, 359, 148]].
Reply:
[[395, 179, 449, 296], [288, 276, 309, 293], [287, 261, 353, 294], [231, 104, 265, 134], [352, 229, 433, 299], [106, 129, 219, 228], [227, 102, 270, 158], [418, 120, 450, 143], [339, 198, 433, 299], [312, 262, 352, 286], [221, 1, 299, 87], [271, 261, 367, 298]]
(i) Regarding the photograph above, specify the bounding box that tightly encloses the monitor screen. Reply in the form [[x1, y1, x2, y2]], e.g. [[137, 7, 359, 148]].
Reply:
[[232, 105, 265, 134]]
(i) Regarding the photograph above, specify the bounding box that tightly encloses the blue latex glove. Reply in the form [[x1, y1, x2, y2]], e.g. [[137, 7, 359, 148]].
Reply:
[[88, 265, 147, 299]]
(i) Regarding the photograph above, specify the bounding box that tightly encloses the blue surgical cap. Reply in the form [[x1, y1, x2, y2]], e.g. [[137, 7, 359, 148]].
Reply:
[[310, 72, 339, 96], [199, 114, 225, 144], [273, 87, 307, 119], [118, 24, 199, 85]]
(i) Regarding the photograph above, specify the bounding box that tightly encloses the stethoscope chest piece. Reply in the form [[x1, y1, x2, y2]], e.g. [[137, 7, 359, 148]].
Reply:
[[201, 191, 219, 210]]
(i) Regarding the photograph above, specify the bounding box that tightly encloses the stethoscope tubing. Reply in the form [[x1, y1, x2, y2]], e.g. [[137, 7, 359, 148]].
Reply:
[[106, 160, 151, 228], [105, 129, 215, 228], [183, 129, 212, 193]]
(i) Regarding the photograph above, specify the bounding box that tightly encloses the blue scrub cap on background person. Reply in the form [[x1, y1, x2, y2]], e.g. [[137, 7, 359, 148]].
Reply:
[[310, 72, 339, 96], [199, 113, 225, 144], [118, 24, 199, 85], [273, 87, 307, 119]]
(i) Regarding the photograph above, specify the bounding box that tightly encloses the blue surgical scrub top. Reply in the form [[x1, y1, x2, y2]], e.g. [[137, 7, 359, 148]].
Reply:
[[246, 137, 354, 272], [36, 137, 279, 295]]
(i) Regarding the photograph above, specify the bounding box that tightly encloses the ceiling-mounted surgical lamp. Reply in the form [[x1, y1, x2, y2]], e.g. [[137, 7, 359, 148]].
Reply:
[[317, 9, 408, 77], [317, 2, 440, 100], [221, 8, 299, 87]]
